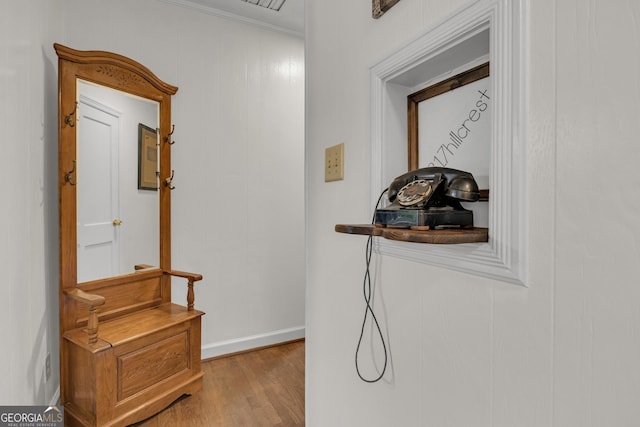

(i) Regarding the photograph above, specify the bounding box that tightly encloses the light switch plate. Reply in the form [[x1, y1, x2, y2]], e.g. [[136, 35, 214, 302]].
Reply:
[[325, 143, 344, 182]]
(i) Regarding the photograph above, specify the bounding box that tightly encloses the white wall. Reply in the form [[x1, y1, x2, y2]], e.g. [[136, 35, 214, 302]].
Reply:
[[0, 0, 64, 404], [306, 0, 640, 426], [0, 0, 304, 403], [60, 0, 305, 356]]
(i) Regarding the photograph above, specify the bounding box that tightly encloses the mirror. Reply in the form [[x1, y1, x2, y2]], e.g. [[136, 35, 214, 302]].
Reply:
[[56, 43, 177, 287], [76, 81, 160, 282]]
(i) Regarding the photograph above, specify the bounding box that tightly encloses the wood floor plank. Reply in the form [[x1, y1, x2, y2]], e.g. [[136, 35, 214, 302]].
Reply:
[[133, 340, 305, 427]]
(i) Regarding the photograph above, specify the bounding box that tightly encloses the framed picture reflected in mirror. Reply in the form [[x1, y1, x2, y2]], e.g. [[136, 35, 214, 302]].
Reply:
[[138, 123, 158, 190]]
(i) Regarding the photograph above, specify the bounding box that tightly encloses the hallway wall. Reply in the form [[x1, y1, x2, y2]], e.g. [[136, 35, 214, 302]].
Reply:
[[305, 0, 640, 425], [0, 0, 64, 405]]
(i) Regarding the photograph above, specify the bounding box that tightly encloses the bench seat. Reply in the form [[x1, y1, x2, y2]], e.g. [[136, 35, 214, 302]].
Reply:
[[62, 302, 204, 427]]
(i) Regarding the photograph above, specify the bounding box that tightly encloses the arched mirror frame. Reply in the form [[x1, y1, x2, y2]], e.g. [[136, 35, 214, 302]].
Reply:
[[56, 43, 177, 321]]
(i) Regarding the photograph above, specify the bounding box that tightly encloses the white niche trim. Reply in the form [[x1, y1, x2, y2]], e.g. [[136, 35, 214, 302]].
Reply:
[[370, 0, 528, 286]]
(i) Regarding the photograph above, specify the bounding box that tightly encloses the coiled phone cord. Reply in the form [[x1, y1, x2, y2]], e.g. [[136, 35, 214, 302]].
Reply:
[[355, 188, 388, 383]]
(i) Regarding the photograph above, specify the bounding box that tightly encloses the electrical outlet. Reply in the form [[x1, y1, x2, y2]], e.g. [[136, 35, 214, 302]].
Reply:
[[325, 143, 344, 182], [45, 353, 51, 382]]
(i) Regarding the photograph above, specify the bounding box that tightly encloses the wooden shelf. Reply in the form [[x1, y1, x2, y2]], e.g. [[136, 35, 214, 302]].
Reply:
[[335, 224, 488, 244]]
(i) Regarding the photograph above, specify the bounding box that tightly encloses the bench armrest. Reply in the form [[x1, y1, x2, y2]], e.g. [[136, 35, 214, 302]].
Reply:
[[167, 270, 203, 311], [168, 270, 203, 282], [64, 288, 105, 344]]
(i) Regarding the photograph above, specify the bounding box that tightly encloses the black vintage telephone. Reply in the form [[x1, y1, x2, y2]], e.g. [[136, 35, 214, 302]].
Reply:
[[375, 167, 480, 229]]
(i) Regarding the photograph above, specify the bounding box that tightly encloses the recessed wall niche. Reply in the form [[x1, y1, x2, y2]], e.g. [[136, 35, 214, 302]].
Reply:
[[369, 0, 528, 285]]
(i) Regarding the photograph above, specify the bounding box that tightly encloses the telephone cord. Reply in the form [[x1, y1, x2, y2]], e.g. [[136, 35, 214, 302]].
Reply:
[[355, 188, 388, 383]]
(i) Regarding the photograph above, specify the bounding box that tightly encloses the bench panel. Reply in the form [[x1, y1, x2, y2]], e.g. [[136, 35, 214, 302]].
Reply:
[[117, 330, 189, 400], [75, 276, 163, 326]]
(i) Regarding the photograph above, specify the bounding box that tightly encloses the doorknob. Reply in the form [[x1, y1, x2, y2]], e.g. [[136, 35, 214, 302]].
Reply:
[[112, 219, 123, 226]]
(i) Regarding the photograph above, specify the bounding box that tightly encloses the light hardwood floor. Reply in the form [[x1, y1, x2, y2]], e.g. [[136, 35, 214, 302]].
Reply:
[[133, 340, 305, 427]]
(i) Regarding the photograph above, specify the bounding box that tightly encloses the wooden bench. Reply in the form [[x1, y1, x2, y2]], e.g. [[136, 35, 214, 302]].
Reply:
[[61, 269, 204, 426]]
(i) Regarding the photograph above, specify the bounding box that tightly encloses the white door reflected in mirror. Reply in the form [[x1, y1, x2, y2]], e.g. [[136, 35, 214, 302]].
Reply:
[[77, 98, 121, 282], [77, 80, 160, 283]]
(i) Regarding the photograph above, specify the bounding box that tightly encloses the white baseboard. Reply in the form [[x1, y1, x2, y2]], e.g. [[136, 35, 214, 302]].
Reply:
[[201, 326, 305, 360]]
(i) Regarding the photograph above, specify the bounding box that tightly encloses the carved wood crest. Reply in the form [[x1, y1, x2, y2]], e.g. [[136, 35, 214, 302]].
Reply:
[[96, 65, 146, 88]]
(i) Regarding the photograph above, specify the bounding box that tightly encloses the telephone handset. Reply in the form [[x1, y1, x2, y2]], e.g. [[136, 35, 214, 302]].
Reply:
[[375, 167, 480, 229]]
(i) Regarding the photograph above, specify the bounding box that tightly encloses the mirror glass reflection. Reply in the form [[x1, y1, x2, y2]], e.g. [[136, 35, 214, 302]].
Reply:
[[76, 80, 160, 283]]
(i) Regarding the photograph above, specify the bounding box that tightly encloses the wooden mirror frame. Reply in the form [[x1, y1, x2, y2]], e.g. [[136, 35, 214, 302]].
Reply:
[[54, 43, 178, 374], [56, 43, 176, 293]]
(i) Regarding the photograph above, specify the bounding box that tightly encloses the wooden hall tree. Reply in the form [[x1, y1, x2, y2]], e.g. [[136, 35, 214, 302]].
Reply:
[[55, 43, 205, 427]]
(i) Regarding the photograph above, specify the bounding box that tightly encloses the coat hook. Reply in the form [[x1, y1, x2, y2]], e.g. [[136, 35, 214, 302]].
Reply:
[[65, 102, 78, 128], [164, 169, 175, 190], [164, 124, 176, 145], [64, 160, 77, 186]]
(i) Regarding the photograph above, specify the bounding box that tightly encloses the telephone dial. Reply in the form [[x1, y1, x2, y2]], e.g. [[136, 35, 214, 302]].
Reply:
[[375, 167, 480, 229]]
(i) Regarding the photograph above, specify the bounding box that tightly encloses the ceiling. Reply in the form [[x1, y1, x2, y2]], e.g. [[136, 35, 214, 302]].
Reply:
[[162, 0, 304, 36]]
